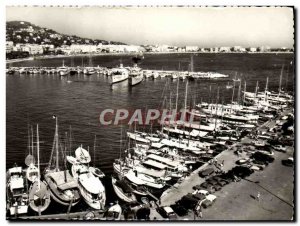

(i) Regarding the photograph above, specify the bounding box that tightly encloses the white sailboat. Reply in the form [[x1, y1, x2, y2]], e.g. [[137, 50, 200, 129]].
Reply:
[[28, 124, 51, 213], [44, 116, 81, 206], [25, 125, 39, 183]]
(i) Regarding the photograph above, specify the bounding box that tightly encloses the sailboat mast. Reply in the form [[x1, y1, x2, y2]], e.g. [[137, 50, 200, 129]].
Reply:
[[64, 132, 68, 182], [93, 135, 96, 167], [55, 117, 59, 171], [231, 76, 236, 104], [184, 79, 189, 122], [237, 80, 242, 104], [243, 81, 247, 106], [28, 124, 31, 155], [279, 65, 284, 94], [255, 81, 259, 100], [31, 125, 34, 157], [175, 77, 179, 117], [36, 124, 40, 189], [264, 77, 269, 102], [214, 87, 220, 129]]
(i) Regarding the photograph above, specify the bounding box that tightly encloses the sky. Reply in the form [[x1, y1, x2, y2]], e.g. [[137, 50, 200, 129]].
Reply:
[[6, 6, 294, 48]]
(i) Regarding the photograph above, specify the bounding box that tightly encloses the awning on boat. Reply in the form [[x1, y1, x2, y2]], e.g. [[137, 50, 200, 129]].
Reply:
[[143, 159, 168, 170], [47, 170, 78, 190], [147, 154, 179, 168]]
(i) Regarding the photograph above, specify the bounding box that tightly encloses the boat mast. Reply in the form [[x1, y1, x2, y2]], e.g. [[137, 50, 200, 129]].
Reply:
[[243, 81, 247, 106], [36, 124, 40, 190], [279, 65, 284, 95], [237, 80, 242, 105], [69, 126, 72, 156], [27, 124, 31, 156], [31, 125, 34, 157], [93, 135, 96, 167], [175, 76, 179, 122], [231, 73, 237, 104], [264, 77, 269, 102], [55, 117, 59, 171], [119, 126, 123, 176], [214, 87, 220, 130], [184, 78, 189, 122], [64, 132, 68, 182]]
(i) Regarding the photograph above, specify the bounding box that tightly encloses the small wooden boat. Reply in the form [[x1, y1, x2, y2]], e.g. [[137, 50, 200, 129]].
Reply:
[[112, 177, 137, 203], [89, 166, 105, 178], [75, 146, 91, 164]]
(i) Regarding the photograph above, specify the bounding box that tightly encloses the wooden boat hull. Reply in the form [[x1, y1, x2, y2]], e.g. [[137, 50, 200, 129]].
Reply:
[[29, 180, 51, 213], [112, 177, 137, 203], [45, 173, 80, 207]]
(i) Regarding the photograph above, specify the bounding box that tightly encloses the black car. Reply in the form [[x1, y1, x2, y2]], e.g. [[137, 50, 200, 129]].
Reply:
[[213, 184, 222, 191], [199, 168, 215, 178], [170, 204, 188, 217], [282, 158, 294, 167], [251, 152, 274, 163], [156, 206, 177, 220], [207, 179, 218, 186], [177, 194, 199, 209], [231, 166, 254, 178], [217, 180, 227, 187]]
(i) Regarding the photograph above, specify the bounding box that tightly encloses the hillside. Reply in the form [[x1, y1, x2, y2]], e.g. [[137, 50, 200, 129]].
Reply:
[[6, 21, 126, 47]]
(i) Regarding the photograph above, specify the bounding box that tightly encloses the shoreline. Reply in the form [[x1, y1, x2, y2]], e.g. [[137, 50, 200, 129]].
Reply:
[[6, 51, 294, 64]]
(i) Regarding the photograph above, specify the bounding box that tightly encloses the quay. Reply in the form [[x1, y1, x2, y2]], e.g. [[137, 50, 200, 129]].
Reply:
[[158, 108, 294, 220], [6, 66, 229, 80]]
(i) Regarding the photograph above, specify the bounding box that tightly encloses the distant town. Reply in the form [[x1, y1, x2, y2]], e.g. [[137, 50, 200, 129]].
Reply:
[[6, 21, 294, 60]]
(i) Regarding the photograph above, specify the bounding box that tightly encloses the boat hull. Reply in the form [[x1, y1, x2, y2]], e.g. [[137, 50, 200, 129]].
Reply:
[[28, 180, 51, 213]]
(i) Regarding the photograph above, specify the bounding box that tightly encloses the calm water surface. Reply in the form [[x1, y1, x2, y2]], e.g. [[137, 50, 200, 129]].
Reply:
[[6, 53, 294, 212]]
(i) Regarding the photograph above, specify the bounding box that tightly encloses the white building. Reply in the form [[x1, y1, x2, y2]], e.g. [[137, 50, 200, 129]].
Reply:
[[185, 46, 199, 52]]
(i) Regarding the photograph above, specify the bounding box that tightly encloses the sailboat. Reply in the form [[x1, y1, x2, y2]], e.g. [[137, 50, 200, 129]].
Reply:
[[25, 125, 39, 183], [28, 124, 51, 213], [44, 116, 81, 206]]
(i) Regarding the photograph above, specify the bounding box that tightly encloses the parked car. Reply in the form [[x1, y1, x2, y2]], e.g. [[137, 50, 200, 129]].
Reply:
[[213, 184, 222, 191], [177, 194, 199, 209], [231, 166, 254, 178], [251, 152, 274, 163], [198, 168, 215, 178], [156, 206, 178, 220], [273, 145, 287, 153], [202, 194, 217, 208], [282, 157, 294, 167], [170, 204, 188, 217], [236, 158, 251, 165]]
